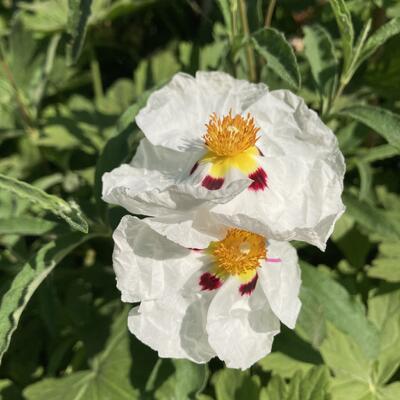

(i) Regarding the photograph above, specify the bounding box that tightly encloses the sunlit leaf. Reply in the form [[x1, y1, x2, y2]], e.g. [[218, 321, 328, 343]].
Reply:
[[303, 24, 338, 100], [0, 233, 95, 364], [0, 173, 88, 233], [252, 28, 301, 89], [328, 0, 354, 71], [339, 105, 400, 152], [298, 263, 380, 359]]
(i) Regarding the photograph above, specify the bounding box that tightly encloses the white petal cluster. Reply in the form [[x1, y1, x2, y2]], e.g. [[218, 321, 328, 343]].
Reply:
[[102, 71, 345, 369], [113, 216, 301, 369], [103, 71, 345, 250]]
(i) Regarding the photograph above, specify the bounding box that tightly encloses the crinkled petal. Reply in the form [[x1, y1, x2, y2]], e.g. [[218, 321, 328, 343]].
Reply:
[[128, 293, 216, 363], [210, 89, 345, 250], [144, 210, 226, 249], [258, 241, 301, 329], [102, 138, 249, 217], [136, 71, 268, 151], [206, 277, 280, 369], [112, 215, 204, 302]]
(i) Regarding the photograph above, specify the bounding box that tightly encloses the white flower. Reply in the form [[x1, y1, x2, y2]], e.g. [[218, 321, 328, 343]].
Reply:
[[102, 71, 345, 250], [113, 214, 301, 369]]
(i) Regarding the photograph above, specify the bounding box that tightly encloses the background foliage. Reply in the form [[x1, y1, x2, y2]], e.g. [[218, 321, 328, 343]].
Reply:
[[0, 0, 400, 399]]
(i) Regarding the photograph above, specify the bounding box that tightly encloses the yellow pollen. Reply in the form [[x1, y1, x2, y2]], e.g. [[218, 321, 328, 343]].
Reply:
[[203, 111, 260, 157], [210, 229, 266, 276]]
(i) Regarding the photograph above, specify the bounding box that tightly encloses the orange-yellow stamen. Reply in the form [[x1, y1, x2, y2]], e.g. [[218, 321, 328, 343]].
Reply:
[[203, 111, 260, 157], [209, 229, 266, 276]]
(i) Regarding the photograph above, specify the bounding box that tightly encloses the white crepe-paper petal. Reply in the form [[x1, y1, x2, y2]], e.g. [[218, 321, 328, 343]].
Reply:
[[128, 292, 215, 363], [258, 241, 301, 329], [206, 277, 280, 370], [143, 209, 226, 249], [102, 138, 250, 217], [210, 89, 345, 250], [136, 71, 268, 151], [112, 215, 203, 302]]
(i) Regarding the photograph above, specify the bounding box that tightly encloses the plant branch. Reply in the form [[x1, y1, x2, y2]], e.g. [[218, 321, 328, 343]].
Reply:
[[238, 0, 257, 82], [265, 0, 277, 27]]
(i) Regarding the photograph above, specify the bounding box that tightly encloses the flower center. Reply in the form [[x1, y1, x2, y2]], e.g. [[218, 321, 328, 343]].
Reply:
[[203, 111, 260, 157], [210, 228, 266, 276]]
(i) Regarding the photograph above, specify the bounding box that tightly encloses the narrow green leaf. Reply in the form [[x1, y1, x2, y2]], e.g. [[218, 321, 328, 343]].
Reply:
[[23, 308, 140, 399], [0, 174, 88, 233], [361, 17, 400, 64], [339, 105, 400, 151], [216, 0, 232, 37], [252, 28, 301, 89], [328, 0, 354, 71], [0, 233, 95, 364], [343, 192, 400, 240], [298, 263, 380, 359], [0, 217, 56, 235], [67, 0, 93, 65], [303, 24, 338, 99], [355, 161, 373, 202]]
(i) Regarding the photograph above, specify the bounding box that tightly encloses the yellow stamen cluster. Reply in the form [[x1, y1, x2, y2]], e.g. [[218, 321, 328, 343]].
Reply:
[[203, 111, 260, 157], [210, 228, 266, 276]]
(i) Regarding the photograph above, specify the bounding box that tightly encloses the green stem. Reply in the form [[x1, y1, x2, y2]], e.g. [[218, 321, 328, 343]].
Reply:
[[265, 0, 277, 27], [238, 0, 257, 82], [90, 47, 104, 100]]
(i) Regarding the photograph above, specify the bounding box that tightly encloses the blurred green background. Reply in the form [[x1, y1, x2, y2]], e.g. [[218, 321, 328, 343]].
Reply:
[[1, 0, 400, 399]]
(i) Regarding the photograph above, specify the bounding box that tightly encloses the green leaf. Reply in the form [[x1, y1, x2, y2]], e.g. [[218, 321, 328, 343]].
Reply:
[[368, 241, 400, 282], [0, 173, 88, 233], [356, 161, 373, 202], [328, 0, 354, 71], [339, 105, 400, 152], [0, 233, 95, 364], [258, 352, 314, 379], [212, 369, 260, 400], [303, 24, 338, 99], [0, 379, 22, 400], [154, 360, 208, 400], [320, 324, 375, 400], [361, 17, 400, 64], [261, 367, 330, 400], [67, 0, 93, 65], [216, 0, 232, 38], [0, 217, 56, 235], [252, 28, 301, 89], [297, 263, 380, 359], [368, 290, 400, 384], [343, 192, 400, 240], [23, 308, 140, 399], [19, 0, 68, 33]]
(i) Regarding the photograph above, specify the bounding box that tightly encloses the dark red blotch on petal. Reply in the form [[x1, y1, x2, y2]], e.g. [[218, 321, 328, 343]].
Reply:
[[199, 272, 223, 291], [248, 168, 267, 191], [239, 274, 258, 296], [202, 175, 224, 190], [190, 162, 199, 175]]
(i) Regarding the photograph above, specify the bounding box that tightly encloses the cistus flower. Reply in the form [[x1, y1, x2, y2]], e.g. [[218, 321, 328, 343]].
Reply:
[[112, 215, 301, 369], [102, 71, 345, 250]]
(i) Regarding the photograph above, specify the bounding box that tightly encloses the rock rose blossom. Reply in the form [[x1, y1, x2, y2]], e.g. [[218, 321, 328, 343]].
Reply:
[[113, 215, 301, 369], [102, 71, 345, 250]]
